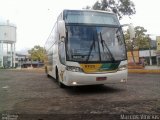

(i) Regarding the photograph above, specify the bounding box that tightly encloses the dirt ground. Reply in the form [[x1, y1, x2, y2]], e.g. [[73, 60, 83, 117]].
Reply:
[[0, 69, 160, 120]]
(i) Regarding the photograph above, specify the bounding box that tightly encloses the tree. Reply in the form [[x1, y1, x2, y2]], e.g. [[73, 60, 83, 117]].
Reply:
[[124, 26, 150, 51], [28, 45, 46, 62], [85, 0, 136, 19], [134, 26, 149, 49], [124, 30, 132, 50]]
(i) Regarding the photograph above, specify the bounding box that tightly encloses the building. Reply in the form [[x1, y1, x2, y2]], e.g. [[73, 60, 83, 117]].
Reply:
[[15, 54, 44, 68], [127, 36, 160, 66], [139, 49, 157, 65], [156, 36, 160, 66]]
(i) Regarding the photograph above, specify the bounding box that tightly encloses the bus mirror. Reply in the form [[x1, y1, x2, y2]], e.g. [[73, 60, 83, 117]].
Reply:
[[58, 20, 66, 39], [128, 24, 135, 40]]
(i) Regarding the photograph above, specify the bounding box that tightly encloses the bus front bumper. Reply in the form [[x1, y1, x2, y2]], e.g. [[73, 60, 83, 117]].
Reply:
[[63, 70, 128, 86]]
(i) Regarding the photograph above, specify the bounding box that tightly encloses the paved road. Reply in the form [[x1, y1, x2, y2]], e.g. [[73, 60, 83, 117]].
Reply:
[[0, 69, 160, 120]]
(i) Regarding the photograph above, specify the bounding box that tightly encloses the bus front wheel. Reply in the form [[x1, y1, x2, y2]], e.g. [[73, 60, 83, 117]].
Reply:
[[56, 69, 65, 88], [45, 66, 50, 77]]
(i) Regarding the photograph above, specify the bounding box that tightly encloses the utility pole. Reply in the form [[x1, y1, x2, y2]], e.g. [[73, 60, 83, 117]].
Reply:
[[147, 35, 152, 65], [130, 39, 136, 65]]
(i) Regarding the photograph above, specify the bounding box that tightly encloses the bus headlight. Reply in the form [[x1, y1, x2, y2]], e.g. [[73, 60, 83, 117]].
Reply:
[[118, 64, 127, 71], [66, 66, 83, 72]]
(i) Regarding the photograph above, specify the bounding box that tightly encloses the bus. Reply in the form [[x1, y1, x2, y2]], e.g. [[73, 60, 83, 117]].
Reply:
[[44, 9, 135, 88]]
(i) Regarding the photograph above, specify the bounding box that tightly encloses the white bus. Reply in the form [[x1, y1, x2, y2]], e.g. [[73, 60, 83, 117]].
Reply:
[[44, 9, 134, 88]]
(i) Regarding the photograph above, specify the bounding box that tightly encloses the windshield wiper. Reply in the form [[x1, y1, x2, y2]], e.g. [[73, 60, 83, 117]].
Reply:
[[100, 32, 115, 61], [86, 33, 96, 62]]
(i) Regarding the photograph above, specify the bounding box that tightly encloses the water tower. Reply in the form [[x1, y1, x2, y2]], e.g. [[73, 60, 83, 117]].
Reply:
[[0, 20, 16, 68]]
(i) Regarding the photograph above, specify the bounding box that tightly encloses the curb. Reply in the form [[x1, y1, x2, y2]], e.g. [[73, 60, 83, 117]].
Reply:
[[128, 69, 160, 74], [7, 68, 45, 73]]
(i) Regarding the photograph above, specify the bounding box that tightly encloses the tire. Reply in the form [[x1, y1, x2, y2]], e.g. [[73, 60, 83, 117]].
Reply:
[[45, 66, 48, 73], [47, 74, 50, 78], [45, 66, 50, 77], [56, 69, 65, 88]]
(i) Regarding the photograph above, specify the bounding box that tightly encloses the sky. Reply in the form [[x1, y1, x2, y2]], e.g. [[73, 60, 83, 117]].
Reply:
[[0, 0, 160, 54]]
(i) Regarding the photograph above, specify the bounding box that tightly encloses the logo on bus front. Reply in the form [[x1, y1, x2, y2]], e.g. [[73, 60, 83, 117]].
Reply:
[[84, 65, 96, 69]]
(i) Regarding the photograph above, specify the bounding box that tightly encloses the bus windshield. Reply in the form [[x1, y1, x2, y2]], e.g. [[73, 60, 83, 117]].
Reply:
[[66, 25, 127, 62]]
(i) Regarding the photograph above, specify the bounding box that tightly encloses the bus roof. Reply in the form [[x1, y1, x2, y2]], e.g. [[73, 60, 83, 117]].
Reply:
[[62, 9, 116, 15]]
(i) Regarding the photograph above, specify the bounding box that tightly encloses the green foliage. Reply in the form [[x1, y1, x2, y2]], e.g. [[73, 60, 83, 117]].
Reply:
[[124, 30, 132, 50], [28, 45, 46, 62], [124, 26, 150, 51], [85, 0, 136, 19], [83, 5, 91, 9], [134, 26, 150, 49]]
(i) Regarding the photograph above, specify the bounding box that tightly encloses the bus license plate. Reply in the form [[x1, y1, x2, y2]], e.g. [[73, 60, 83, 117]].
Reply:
[[96, 77, 107, 81]]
